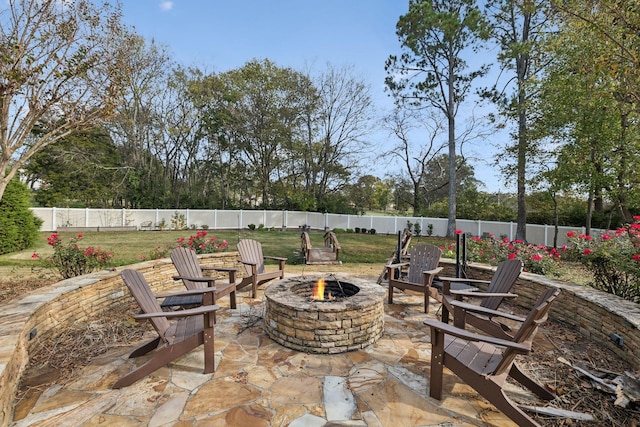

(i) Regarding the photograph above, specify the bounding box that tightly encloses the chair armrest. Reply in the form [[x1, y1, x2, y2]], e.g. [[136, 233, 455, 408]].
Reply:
[[387, 262, 409, 270], [240, 260, 257, 266], [172, 275, 215, 284], [264, 256, 287, 262], [440, 276, 491, 285], [450, 291, 517, 299], [135, 304, 220, 320], [424, 266, 443, 276], [202, 266, 238, 273], [448, 299, 527, 322], [156, 288, 217, 298], [423, 319, 530, 353]]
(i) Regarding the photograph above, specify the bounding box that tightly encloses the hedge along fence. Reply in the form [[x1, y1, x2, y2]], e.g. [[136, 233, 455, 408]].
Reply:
[[1, 257, 639, 426], [0, 252, 240, 427]]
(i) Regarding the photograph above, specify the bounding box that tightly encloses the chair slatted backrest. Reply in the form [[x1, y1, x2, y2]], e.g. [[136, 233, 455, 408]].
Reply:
[[406, 244, 442, 284], [238, 239, 265, 276], [171, 247, 206, 290], [492, 287, 560, 376], [481, 259, 523, 310], [121, 269, 170, 342]]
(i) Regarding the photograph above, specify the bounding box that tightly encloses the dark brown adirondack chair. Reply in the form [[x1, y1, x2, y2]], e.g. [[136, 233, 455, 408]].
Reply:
[[237, 239, 286, 298], [160, 247, 237, 310], [424, 287, 560, 427], [440, 258, 523, 338], [387, 244, 444, 313], [113, 269, 219, 389]]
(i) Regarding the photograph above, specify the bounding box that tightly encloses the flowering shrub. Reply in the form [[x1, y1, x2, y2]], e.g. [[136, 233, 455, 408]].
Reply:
[[47, 234, 113, 279], [177, 230, 229, 254], [566, 218, 640, 302], [462, 233, 560, 276], [142, 231, 229, 260]]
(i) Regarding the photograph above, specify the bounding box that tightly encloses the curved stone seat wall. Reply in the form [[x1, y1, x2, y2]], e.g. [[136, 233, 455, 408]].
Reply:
[[0, 252, 240, 427], [1, 256, 638, 426]]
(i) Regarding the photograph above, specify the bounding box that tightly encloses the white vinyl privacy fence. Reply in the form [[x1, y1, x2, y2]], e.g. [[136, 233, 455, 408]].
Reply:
[[30, 207, 590, 247]]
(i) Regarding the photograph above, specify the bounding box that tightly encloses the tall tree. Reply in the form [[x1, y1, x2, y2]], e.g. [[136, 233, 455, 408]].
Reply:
[[383, 107, 446, 215], [0, 0, 135, 201], [298, 64, 375, 210], [107, 36, 173, 208], [484, 0, 552, 241], [385, 0, 489, 236]]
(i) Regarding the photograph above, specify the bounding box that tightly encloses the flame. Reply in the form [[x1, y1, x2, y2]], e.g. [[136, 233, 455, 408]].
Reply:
[[312, 278, 325, 300]]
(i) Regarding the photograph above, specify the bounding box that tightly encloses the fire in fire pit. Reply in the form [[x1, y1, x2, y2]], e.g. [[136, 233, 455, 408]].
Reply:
[[309, 277, 359, 301], [264, 274, 385, 354]]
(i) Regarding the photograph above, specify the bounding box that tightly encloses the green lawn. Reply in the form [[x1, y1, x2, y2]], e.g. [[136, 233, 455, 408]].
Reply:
[[0, 229, 453, 269]]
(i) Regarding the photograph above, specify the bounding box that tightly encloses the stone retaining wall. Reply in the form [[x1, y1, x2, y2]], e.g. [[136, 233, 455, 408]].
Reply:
[[1, 257, 638, 426], [0, 252, 240, 427]]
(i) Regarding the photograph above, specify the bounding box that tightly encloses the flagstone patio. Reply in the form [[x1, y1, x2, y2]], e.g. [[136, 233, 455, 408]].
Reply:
[[10, 280, 544, 427]]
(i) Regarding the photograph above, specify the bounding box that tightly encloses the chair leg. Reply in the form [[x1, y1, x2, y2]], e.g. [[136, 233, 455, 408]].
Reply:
[[229, 290, 237, 309], [129, 337, 161, 358], [428, 328, 444, 400], [485, 387, 543, 427], [509, 363, 556, 401], [113, 334, 202, 389], [388, 284, 394, 305]]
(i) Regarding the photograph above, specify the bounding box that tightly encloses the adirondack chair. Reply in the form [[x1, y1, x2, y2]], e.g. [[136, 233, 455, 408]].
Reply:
[[160, 247, 237, 311], [386, 244, 444, 313], [440, 258, 523, 338], [237, 239, 286, 298], [113, 269, 219, 389], [424, 287, 560, 427]]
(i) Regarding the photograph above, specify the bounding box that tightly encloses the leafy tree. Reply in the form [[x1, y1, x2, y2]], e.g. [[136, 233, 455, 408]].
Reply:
[[298, 64, 375, 209], [483, 0, 553, 241], [23, 127, 124, 207], [0, 0, 136, 203], [383, 108, 446, 214], [0, 178, 42, 254], [107, 36, 174, 208], [385, 0, 490, 237]]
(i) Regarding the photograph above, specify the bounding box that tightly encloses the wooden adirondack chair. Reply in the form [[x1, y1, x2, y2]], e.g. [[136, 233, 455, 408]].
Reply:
[[377, 228, 412, 284], [440, 258, 523, 338], [424, 287, 560, 427], [113, 269, 219, 389], [160, 247, 237, 310], [237, 239, 286, 298], [386, 244, 444, 313]]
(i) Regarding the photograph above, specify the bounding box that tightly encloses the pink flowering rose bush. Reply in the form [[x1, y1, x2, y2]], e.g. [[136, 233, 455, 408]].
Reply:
[[47, 233, 114, 279], [566, 217, 640, 302], [463, 232, 560, 276], [142, 230, 229, 260]]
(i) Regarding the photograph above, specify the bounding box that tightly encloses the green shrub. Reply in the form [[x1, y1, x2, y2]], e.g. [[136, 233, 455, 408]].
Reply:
[[248, 224, 256, 230], [369, 229, 376, 235], [355, 227, 361, 233], [333, 228, 345, 233], [46, 233, 113, 279], [566, 220, 640, 302], [0, 179, 43, 254]]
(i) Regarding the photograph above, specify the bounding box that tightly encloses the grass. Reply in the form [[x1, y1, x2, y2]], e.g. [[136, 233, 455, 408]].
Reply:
[[0, 230, 454, 269]]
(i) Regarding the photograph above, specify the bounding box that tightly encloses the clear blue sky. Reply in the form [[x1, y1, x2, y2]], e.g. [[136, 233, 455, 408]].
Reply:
[[114, 1, 508, 192]]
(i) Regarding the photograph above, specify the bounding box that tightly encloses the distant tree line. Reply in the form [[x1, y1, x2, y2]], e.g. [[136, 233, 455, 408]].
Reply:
[[2, 0, 639, 239]]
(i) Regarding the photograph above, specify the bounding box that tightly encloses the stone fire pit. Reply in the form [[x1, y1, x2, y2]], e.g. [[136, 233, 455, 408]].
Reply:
[[264, 274, 386, 354]]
